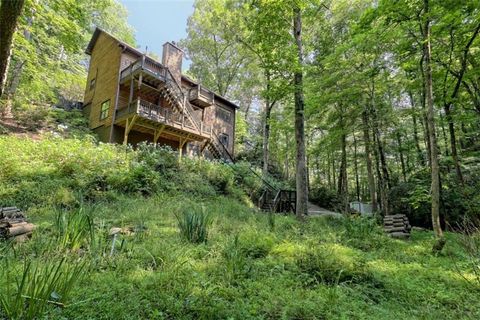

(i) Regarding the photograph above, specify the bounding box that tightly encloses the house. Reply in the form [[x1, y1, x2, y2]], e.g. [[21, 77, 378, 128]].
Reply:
[[82, 28, 237, 161]]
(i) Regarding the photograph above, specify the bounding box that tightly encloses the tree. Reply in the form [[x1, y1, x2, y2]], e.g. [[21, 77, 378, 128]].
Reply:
[[293, 5, 308, 218], [0, 0, 25, 99], [422, 0, 445, 252]]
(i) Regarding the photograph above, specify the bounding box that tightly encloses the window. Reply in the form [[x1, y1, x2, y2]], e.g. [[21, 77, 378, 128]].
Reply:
[[219, 133, 229, 148], [216, 107, 232, 123], [89, 78, 96, 90], [99, 100, 110, 120]]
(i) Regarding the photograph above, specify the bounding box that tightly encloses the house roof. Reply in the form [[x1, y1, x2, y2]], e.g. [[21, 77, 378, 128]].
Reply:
[[85, 28, 239, 109]]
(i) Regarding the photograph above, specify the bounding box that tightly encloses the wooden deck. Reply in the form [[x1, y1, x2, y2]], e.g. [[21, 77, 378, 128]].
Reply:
[[189, 85, 214, 107], [115, 99, 212, 143]]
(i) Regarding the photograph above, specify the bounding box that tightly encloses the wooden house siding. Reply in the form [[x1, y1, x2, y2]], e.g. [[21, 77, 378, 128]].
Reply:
[[83, 33, 122, 130], [83, 28, 238, 161]]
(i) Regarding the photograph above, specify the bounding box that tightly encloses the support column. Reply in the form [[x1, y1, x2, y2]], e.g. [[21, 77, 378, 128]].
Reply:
[[178, 138, 188, 161], [154, 125, 165, 144], [123, 115, 137, 145]]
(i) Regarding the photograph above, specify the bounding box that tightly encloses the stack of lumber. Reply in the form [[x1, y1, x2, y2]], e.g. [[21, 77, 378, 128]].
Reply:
[[383, 214, 411, 239], [0, 207, 35, 241]]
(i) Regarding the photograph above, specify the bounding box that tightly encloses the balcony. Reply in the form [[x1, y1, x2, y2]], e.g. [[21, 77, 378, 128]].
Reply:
[[189, 85, 214, 107], [119, 56, 173, 88], [115, 99, 212, 142]]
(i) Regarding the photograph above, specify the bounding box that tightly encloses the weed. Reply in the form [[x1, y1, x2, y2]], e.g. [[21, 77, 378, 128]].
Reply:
[[0, 257, 87, 320], [175, 204, 211, 244], [55, 207, 94, 251]]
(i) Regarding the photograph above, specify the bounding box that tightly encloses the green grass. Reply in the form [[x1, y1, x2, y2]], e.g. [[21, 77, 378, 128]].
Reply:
[[0, 194, 478, 319], [0, 135, 479, 319]]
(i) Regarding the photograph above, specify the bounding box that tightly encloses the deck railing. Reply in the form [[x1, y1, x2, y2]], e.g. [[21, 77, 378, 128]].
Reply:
[[189, 85, 215, 105], [120, 56, 168, 81], [117, 99, 212, 138]]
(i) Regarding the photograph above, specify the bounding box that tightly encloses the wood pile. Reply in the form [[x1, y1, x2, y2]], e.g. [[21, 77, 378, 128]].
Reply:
[[0, 207, 35, 241], [383, 214, 411, 239]]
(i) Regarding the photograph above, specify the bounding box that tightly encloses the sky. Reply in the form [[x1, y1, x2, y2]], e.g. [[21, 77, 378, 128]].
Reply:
[[120, 0, 195, 70]]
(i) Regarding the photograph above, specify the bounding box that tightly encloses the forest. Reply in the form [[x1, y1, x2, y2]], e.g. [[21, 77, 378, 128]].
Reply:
[[1, 0, 480, 319]]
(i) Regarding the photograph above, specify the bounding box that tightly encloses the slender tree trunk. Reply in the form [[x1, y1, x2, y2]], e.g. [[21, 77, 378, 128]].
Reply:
[[285, 130, 290, 180], [362, 109, 377, 212], [444, 105, 464, 184], [262, 73, 274, 176], [327, 151, 332, 189], [353, 131, 360, 201], [370, 83, 390, 214], [293, 7, 308, 218], [419, 56, 432, 166], [409, 91, 425, 166], [0, 0, 25, 99], [424, 0, 445, 252], [332, 150, 336, 189], [337, 125, 348, 212], [396, 131, 407, 182]]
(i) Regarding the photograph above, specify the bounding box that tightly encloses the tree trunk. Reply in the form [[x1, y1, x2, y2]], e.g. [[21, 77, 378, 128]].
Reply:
[[444, 104, 464, 184], [353, 131, 360, 201], [293, 7, 308, 219], [0, 0, 25, 99], [396, 131, 407, 182], [423, 0, 445, 252], [419, 56, 432, 166], [285, 130, 290, 180], [262, 72, 274, 176], [362, 109, 377, 212], [409, 91, 425, 166], [337, 131, 349, 212]]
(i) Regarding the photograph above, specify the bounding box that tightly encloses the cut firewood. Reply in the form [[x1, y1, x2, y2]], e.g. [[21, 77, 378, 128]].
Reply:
[[8, 223, 35, 237]]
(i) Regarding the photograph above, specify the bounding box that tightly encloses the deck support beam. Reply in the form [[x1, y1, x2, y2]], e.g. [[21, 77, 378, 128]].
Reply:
[[154, 125, 166, 144], [178, 137, 188, 161], [123, 115, 138, 145]]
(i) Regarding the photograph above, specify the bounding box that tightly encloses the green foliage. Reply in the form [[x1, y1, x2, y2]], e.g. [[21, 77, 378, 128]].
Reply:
[[55, 207, 94, 251], [7, 0, 135, 108], [309, 185, 341, 210], [0, 257, 87, 320], [11, 100, 50, 130], [175, 204, 212, 244], [296, 244, 375, 286]]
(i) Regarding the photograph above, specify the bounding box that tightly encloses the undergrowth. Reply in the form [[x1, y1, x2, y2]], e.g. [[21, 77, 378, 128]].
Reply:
[[0, 136, 479, 319]]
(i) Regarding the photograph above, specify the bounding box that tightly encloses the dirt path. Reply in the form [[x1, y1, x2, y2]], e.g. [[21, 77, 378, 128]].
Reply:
[[307, 202, 342, 218]]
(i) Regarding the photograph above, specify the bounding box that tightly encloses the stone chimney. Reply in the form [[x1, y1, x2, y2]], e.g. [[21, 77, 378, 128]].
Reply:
[[162, 42, 183, 84]]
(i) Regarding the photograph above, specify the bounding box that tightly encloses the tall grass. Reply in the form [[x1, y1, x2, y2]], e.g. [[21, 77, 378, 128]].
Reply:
[[55, 207, 94, 251], [175, 204, 211, 244], [0, 257, 87, 320]]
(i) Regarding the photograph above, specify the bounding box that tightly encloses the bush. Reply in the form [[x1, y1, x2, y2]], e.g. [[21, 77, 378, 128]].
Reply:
[[309, 185, 341, 210], [175, 204, 211, 244], [12, 101, 50, 130]]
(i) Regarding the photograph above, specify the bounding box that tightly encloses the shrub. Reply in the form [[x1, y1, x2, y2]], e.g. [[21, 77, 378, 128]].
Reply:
[[309, 185, 341, 210], [12, 101, 50, 130], [222, 235, 252, 283], [296, 245, 374, 286], [175, 204, 211, 244]]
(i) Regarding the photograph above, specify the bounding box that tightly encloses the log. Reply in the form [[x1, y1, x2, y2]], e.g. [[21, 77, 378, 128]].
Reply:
[[384, 226, 407, 232], [390, 232, 410, 239], [7, 223, 35, 237]]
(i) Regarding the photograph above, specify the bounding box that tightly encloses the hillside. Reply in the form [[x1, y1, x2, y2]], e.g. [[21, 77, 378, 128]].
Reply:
[[0, 135, 479, 319]]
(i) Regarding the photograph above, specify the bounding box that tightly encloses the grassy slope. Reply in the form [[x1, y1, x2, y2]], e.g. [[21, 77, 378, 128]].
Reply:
[[0, 136, 479, 319]]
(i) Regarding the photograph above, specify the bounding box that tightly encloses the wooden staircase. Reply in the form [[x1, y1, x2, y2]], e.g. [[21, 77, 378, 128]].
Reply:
[[258, 187, 296, 214], [162, 69, 232, 162]]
